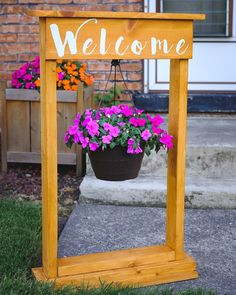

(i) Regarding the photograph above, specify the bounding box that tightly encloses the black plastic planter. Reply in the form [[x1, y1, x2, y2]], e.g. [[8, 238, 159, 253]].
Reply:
[[88, 146, 145, 181]]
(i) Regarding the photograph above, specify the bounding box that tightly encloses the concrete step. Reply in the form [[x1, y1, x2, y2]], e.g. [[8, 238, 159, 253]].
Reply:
[[80, 175, 236, 209], [86, 115, 236, 178]]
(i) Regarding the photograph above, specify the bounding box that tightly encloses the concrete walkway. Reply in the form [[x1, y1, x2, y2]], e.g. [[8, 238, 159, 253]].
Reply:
[[58, 203, 236, 295]]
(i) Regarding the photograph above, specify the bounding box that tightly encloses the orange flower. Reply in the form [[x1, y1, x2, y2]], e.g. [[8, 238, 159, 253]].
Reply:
[[35, 78, 40, 87], [56, 67, 62, 73], [71, 85, 78, 91], [62, 79, 70, 85], [71, 63, 77, 70], [82, 63, 86, 70], [64, 84, 71, 90], [70, 76, 76, 83], [72, 71, 78, 76], [67, 61, 71, 66], [79, 68, 84, 74], [67, 67, 73, 75], [58, 80, 62, 87], [74, 79, 80, 85], [84, 75, 94, 85]]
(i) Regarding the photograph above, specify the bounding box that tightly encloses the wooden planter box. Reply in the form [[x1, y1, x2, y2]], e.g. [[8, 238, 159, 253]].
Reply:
[[0, 81, 94, 176]]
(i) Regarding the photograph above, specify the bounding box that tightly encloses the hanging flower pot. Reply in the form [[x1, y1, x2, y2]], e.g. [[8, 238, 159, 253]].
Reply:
[[88, 144, 145, 181], [65, 104, 174, 181]]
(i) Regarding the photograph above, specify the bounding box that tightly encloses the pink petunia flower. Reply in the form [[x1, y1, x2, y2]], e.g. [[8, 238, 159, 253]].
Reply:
[[102, 135, 112, 144], [137, 118, 146, 127], [129, 117, 138, 127], [89, 142, 99, 151], [82, 116, 92, 127], [141, 129, 152, 141], [64, 132, 70, 143], [160, 134, 174, 149], [24, 74, 33, 81], [135, 145, 143, 154], [81, 137, 89, 148], [152, 126, 163, 135], [86, 120, 99, 137], [127, 145, 135, 154], [110, 105, 121, 114], [25, 82, 31, 89], [68, 125, 78, 135], [152, 114, 164, 127], [73, 133, 80, 144], [128, 138, 135, 145], [109, 126, 120, 138], [121, 105, 133, 117], [58, 72, 66, 80], [74, 113, 81, 125], [103, 122, 112, 132]]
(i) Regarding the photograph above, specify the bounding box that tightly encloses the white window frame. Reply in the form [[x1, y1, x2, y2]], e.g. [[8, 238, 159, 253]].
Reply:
[[144, 0, 236, 93]]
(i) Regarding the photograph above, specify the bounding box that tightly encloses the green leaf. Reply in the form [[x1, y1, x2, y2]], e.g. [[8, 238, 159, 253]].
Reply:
[[109, 142, 116, 149]]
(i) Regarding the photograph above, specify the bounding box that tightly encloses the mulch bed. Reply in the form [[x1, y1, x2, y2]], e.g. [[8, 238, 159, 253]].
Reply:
[[0, 142, 82, 219]]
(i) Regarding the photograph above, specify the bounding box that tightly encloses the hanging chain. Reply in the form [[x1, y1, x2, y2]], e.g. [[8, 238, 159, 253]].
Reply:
[[98, 59, 133, 107]]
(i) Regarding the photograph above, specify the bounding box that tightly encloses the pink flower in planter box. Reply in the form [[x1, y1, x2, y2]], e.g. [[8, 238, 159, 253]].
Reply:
[[58, 72, 66, 80], [24, 74, 33, 81]]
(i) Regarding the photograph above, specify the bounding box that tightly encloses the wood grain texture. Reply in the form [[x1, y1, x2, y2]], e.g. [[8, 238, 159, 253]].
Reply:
[[40, 17, 58, 279], [33, 254, 197, 288], [26, 10, 205, 20], [5, 89, 80, 103], [31, 102, 41, 152], [6, 89, 39, 101], [7, 101, 30, 152], [0, 81, 7, 173], [58, 245, 175, 277], [7, 151, 76, 165], [45, 18, 193, 60], [166, 59, 189, 260], [57, 102, 76, 153]]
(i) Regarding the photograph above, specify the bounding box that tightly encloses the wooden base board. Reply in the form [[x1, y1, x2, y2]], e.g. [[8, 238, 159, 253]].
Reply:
[[32, 252, 198, 288]]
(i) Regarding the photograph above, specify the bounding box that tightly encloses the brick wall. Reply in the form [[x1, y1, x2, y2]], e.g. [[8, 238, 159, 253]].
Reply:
[[0, 0, 144, 99]]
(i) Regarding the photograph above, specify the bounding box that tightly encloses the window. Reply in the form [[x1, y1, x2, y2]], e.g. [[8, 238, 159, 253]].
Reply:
[[159, 0, 232, 37]]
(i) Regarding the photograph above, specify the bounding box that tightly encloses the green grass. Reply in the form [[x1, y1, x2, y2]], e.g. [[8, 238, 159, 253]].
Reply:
[[0, 199, 217, 295]]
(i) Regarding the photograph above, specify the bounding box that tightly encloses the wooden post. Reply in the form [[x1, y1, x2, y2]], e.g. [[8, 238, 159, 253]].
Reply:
[[0, 81, 7, 174], [166, 59, 189, 260], [40, 18, 58, 278], [75, 83, 84, 177]]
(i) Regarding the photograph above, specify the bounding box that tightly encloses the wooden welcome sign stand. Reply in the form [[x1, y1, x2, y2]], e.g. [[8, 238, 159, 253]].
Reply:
[[28, 10, 205, 287]]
